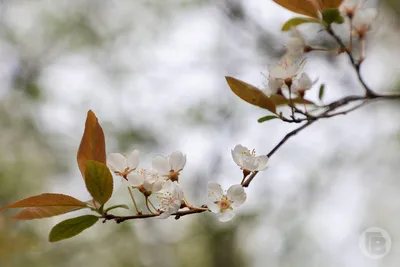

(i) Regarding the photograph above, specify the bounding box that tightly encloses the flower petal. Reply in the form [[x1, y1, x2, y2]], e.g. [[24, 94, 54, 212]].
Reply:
[[285, 37, 304, 60], [143, 178, 153, 191], [227, 184, 246, 207], [152, 155, 170, 174], [145, 169, 159, 184], [233, 144, 250, 155], [218, 210, 235, 222], [107, 153, 127, 173], [126, 172, 145, 187], [292, 73, 312, 92], [206, 199, 220, 214], [353, 8, 377, 29], [169, 151, 186, 171], [242, 155, 258, 172], [172, 182, 184, 200], [231, 144, 249, 167], [157, 212, 171, 219], [255, 155, 269, 171], [127, 150, 140, 170], [151, 180, 163, 193], [266, 76, 284, 95], [207, 181, 223, 201]]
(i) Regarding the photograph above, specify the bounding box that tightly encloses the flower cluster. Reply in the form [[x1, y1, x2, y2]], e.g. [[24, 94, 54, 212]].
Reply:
[[106, 144, 268, 222], [107, 150, 186, 218]]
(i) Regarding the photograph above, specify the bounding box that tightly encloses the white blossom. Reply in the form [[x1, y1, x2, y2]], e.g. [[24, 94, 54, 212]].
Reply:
[[291, 73, 313, 93], [264, 57, 306, 95], [352, 8, 377, 35], [158, 180, 184, 219], [265, 75, 285, 96], [125, 168, 164, 194], [340, 0, 361, 14], [152, 151, 186, 182], [285, 37, 305, 61], [269, 57, 305, 80], [231, 144, 269, 172], [207, 182, 246, 222], [107, 150, 140, 177]]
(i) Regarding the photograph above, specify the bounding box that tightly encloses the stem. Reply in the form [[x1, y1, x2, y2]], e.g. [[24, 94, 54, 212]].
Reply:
[[288, 86, 296, 119], [127, 187, 141, 214], [148, 198, 158, 212], [360, 38, 365, 62], [349, 18, 353, 52], [145, 197, 157, 215]]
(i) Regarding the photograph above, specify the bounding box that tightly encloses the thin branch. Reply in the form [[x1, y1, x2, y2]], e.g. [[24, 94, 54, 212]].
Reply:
[[104, 207, 208, 223], [242, 92, 400, 187], [326, 27, 375, 97], [242, 120, 316, 187]]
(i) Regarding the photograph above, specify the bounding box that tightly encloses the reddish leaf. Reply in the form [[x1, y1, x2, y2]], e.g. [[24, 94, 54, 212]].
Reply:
[[322, 0, 343, 9], [0, 193, 87, 211], [273, 0, 319, 18], [12, 206, 86, 220], [273, 0, 343, 18], [226, 76, 276, 114], [77, 110, 106, 180]]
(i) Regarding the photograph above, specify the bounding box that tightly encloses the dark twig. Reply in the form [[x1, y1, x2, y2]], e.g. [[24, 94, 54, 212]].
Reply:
[[104, 207, 208, 223], [326, 26, 375, 97]]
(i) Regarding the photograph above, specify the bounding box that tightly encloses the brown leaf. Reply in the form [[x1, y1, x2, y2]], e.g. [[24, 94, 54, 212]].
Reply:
[[273, 0, 343, 18], [273, 0, 320, 18], [270, 95, 315, 106], [12, 206, 86, 220], [292, 97, 315, 105], [225, 76, 276, 114], [0, 193, 87, 211], [77, 110, 106, 180], [322, 0, 343, 9], [270, 95, 291, 106]]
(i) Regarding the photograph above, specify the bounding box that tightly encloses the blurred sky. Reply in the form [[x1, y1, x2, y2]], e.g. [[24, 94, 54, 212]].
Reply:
[[1, 0, 400, 267]]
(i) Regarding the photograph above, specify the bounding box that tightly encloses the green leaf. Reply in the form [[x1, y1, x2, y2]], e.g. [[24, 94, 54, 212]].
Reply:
[[104, 204, 129, 213], [322, 8, 344, 25], [49, 215, 99, 242], [258, 115, 280, 123], [85, 160, 113, 205], [225, 76, 276, 114], [282, 17, 320, 31], [318, 84, 325, 100]]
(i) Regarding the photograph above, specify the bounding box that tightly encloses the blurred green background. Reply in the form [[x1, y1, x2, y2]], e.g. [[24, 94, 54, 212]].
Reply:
[[0, 0, 400, 266]]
